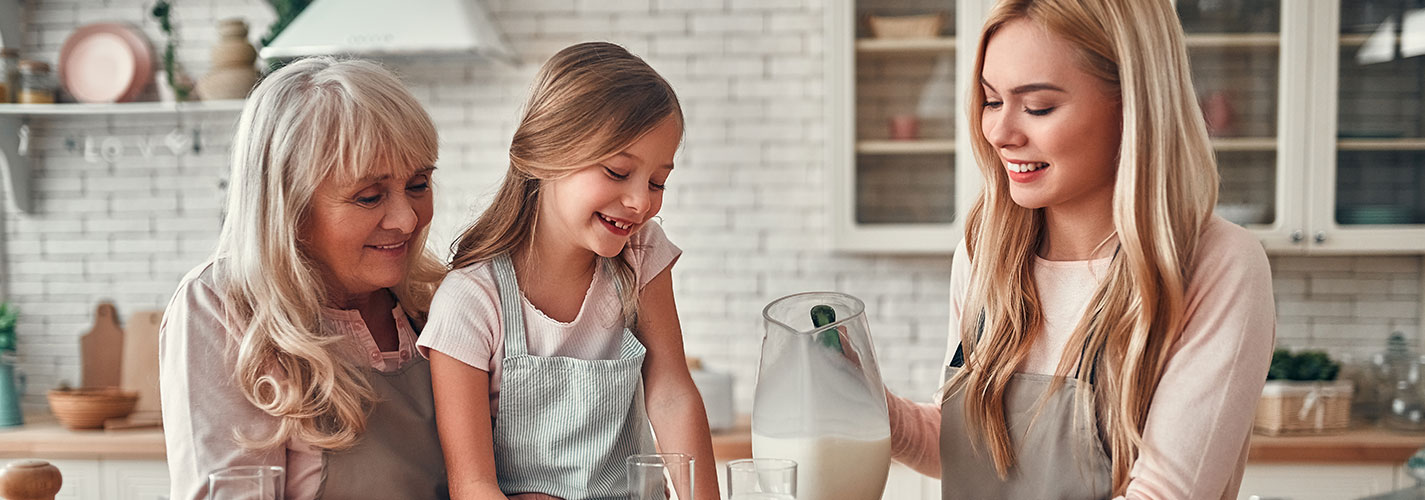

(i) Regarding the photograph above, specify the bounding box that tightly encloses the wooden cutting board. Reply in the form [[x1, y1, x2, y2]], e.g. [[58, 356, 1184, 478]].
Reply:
[[80, 303, 123, 388], [121, 310, 163, 420]]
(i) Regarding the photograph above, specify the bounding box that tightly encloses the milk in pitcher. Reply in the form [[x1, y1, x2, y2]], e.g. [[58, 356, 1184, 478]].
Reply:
[[751, 433, 890, 500]]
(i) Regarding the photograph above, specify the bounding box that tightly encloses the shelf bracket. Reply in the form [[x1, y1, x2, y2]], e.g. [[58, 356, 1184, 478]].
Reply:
[[0, 116, 31, 214]]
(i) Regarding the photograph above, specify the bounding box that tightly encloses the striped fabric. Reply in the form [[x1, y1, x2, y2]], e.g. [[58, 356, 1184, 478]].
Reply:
[[489, 254, 655, 500]]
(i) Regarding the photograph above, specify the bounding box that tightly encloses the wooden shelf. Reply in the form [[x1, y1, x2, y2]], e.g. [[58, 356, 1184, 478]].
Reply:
[[0, 99, 245, 214], [1340, 33, 1377, 47], [1209, 138, 1425, 152], [0, 99, 246, 116], [1185, 33, 1280, 48], [857, 139, 955, 154], [1338, 139, 1425, 151], [856, 37, 955, 54], [1212, 137, 1277, 151]]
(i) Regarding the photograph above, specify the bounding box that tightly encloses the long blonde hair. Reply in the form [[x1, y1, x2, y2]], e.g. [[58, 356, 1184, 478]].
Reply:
[[215, 57, 447, 451], [942, 0, 1219, 493], [450, 41, 682, 326]]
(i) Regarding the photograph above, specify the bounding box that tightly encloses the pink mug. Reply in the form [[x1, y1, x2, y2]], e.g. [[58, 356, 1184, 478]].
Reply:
[[889, 114, 920, 140]]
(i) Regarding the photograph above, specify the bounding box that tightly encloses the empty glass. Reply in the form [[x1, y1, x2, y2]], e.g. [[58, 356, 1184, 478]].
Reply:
[[726, 458, 797, 500], [208, 465, 284, 500], [626, 453, 693, 500]]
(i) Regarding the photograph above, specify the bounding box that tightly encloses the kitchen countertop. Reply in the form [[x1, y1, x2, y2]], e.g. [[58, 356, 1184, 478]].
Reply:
[[713, 419, 1425, 465], [0, 418, 1419, 464], [0, 420, 165, 460]]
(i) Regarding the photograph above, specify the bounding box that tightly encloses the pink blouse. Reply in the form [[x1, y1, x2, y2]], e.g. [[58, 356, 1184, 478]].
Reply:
[[159, 261, 422, 500], [888, 216, 1276, 499]]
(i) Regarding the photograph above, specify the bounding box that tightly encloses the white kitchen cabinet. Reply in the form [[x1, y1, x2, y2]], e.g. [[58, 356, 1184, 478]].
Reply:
[[1237, 463, 1401, 500], [831, 0, 1425, 254], [48, 458, 102, 500], [39, 458, 167, 500], [101, 459, 171, 500], [1182, 0, 1425, 254]]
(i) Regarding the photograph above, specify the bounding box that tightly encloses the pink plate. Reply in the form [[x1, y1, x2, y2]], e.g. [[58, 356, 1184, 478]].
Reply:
[[59, 22, 154, 103]]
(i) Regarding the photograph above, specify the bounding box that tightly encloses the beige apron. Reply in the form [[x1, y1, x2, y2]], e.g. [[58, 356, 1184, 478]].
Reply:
[[316, 355, 450, 500], [939, 341, 1113, 499]]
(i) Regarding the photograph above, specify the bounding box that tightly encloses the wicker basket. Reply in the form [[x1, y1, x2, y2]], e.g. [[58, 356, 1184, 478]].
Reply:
[[1254, 380, 1353, 436], [47, 387, 138, 430], [867, 13, 945, 39]]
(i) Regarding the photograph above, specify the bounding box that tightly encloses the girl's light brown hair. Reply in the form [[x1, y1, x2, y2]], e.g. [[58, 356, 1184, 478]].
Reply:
[[450, 41, 682, 326], [942, 0, 1218, 493]]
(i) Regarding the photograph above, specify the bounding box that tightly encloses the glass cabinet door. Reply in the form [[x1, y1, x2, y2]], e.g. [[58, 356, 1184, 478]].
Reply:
[[853, 1, 957, 228], [1321, 0, 1425, 251], [1176, 0, 1298, 247], [828, 0, 966, 252]]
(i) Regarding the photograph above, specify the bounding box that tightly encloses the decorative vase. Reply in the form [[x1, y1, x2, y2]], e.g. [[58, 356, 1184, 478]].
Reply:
[[196, 18, 259, 100]]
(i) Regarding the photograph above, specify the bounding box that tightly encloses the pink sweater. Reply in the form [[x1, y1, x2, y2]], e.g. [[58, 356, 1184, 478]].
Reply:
[[160, 262, 424, 500], [888, 216, 1276, 499]]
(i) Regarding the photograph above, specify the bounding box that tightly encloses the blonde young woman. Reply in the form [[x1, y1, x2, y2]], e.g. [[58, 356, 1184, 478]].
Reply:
[[417, 42, 718, 500], [884, 0, 1276, 498], [160, 58, 449, 499]]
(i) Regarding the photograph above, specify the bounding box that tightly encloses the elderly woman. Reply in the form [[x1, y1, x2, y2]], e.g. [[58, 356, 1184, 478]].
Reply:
[[159, 57, 449, 499]]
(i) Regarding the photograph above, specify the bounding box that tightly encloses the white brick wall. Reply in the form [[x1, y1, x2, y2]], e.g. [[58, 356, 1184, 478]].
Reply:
[[2, 0, 1421, 416]]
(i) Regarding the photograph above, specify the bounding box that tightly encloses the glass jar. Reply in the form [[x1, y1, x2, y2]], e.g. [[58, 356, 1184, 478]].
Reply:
[[0, 48, 18, 104], [17, 60, 55, 105], [1386, 355, 1425, 432]]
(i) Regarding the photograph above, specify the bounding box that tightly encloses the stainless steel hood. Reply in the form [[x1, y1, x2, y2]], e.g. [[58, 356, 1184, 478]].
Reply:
[[258, 0, 515, 62]]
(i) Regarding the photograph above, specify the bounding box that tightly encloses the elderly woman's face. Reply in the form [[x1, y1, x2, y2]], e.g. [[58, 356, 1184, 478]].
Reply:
[[303, 166, 435, 303]]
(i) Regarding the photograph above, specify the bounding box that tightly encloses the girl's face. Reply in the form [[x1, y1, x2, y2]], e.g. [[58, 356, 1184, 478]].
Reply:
[[980, 19, 1122, 212], [539, 115, 681, 259], [303, 166, 435, 303]]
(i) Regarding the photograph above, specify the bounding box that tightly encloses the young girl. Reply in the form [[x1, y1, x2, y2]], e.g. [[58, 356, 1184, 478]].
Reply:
[[417, 42, 719, 500], [885, 0, 1275, 498]]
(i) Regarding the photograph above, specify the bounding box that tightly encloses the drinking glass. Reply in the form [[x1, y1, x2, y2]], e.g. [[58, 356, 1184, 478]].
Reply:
[[208, 465, 284, 500], [626, 453, 693, 500], [726, 458, 796, 500]]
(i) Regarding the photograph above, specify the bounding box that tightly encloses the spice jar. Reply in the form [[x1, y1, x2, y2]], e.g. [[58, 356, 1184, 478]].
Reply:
[[17, 60, 56, 104], [0, 48, 17, 104]]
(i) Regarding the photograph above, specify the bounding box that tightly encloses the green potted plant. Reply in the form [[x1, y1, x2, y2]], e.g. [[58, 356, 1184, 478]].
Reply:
[[0, 302, 22, 427], [260, 0, 312, 72], [0, 302, 15, 352], [1256, 349, 1353, 435], [150, 0, 193, 101]]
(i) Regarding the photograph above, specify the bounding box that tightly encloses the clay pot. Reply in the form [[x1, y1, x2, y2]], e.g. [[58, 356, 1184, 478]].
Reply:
[[0, 460, 62, 500]]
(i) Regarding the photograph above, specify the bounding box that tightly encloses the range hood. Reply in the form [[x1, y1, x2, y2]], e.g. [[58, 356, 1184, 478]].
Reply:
[[258, 0, 515, 62]]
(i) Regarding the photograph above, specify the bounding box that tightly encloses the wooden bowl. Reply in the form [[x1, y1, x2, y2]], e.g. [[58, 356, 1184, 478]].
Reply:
[[46, 388, 137, 430], [868, 13, 946, 39]]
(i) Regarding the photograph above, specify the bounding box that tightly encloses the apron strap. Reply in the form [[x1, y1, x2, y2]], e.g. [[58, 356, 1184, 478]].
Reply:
[[492, 254, 529, 358], [492, 255, 629, 358], [947, 309, 1102, 385]]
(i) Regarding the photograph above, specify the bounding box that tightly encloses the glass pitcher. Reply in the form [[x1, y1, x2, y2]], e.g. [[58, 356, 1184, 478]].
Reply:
[[753, 292, 890, 500]]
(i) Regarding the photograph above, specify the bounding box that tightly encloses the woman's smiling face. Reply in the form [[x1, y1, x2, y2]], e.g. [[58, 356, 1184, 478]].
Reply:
[[303, 165, 435, 303], [980, 19, 1122, 213]]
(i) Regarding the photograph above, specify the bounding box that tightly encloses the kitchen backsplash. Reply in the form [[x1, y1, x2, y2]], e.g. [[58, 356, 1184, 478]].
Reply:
[[1, 0, 1419, 413]]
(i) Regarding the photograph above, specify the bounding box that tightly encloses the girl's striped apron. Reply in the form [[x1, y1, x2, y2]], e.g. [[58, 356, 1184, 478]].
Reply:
[[490, 254, 655, 500]]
